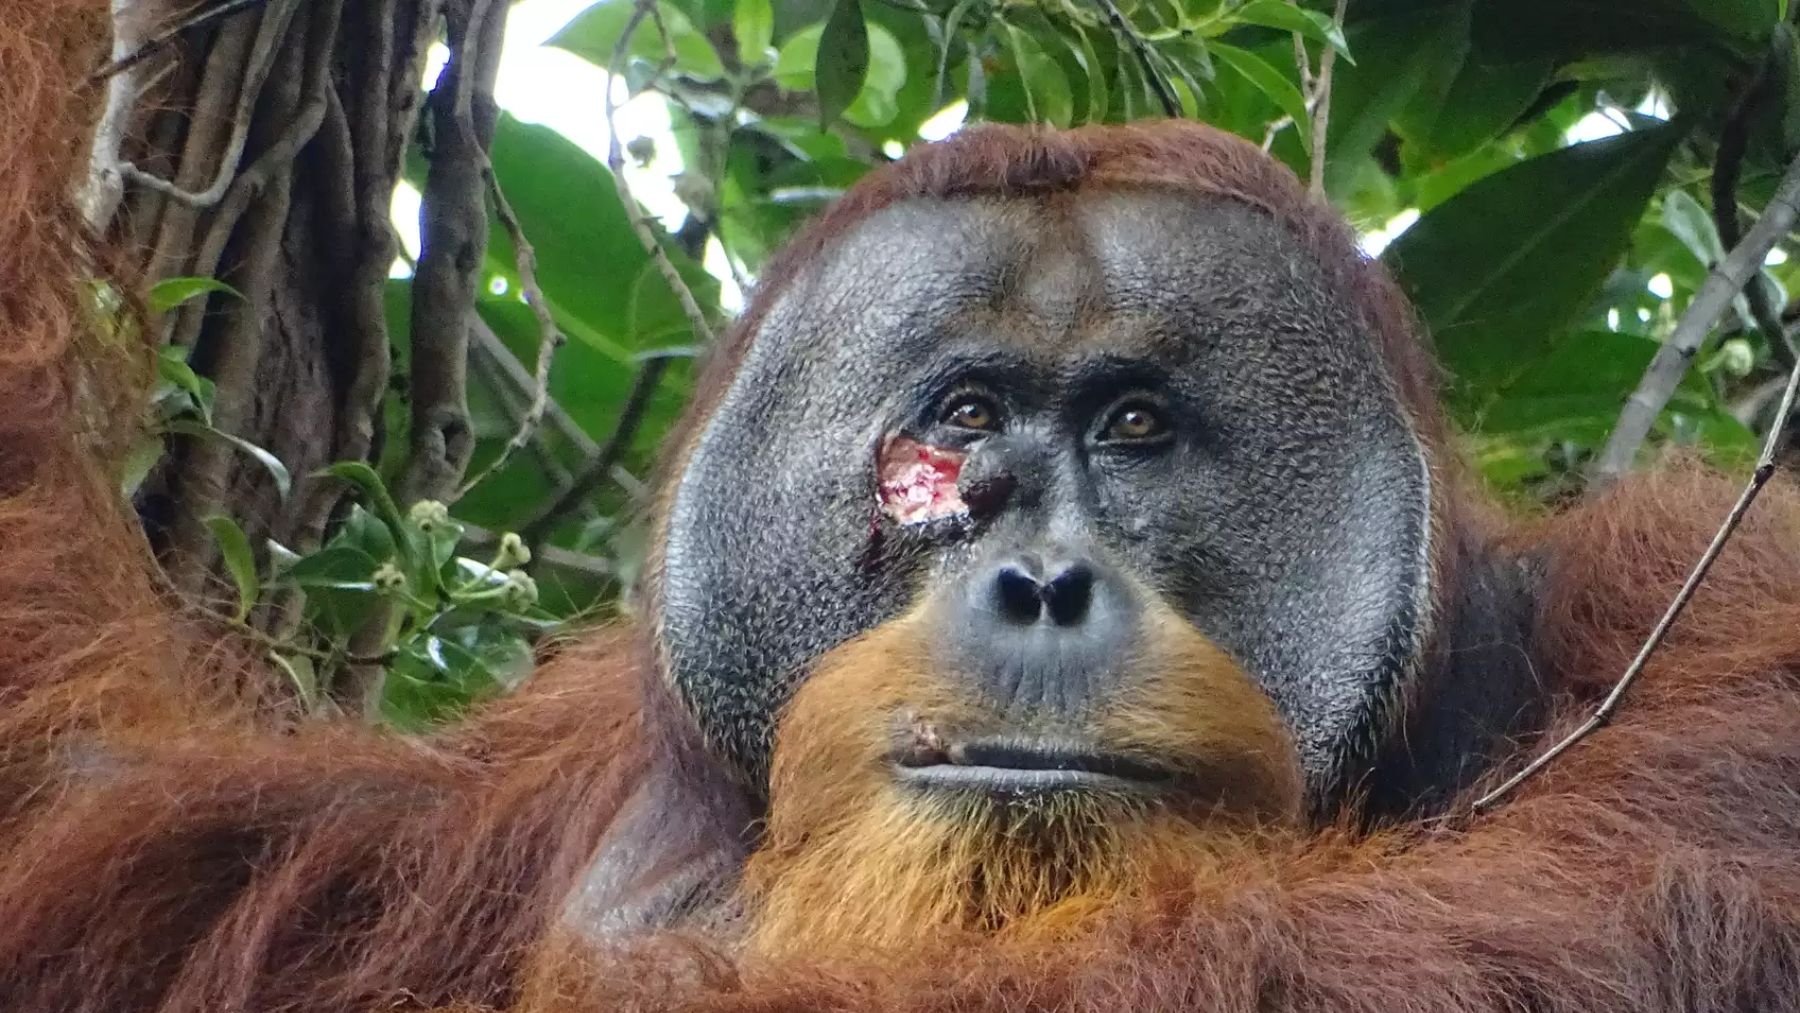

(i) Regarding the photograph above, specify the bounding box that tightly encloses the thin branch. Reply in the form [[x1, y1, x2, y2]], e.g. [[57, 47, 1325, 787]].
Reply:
[[93, 0, 270, 80], [453, 169, 566, 500], [1711, 73, 1797, 369], [605, 0, 716, 346], [1591, 146, 1800, 485], [517, 356, 670, 545], [1474, 341, 1800, 810], [472, 318, 600, 458], [460, 521, 615, 582], [1307, 0, 1347, 198], [1260, 114, 1295, 154], [1095, 0, 1180, 118], [1291, 30, 1313, 95], [472, 343, 576, 488], [114, 0, 300, 209]]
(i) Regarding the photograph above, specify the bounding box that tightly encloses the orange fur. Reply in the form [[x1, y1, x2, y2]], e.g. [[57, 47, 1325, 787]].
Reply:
[[747, 609, 1299, 957], [6, 3, 1800, 1011]]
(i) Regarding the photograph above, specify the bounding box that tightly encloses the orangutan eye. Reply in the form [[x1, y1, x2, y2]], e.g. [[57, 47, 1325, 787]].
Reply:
[[940, 394, 1000, 432], [1101, 402, 1169, 444]]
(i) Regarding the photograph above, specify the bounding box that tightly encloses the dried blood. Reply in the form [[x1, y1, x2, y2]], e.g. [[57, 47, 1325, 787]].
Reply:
[[877, 436, 968, 525]]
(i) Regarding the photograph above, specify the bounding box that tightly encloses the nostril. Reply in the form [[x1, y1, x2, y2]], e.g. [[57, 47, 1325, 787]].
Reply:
[[1042, 564, 1094, 626], [994, 565, 1044, 624]]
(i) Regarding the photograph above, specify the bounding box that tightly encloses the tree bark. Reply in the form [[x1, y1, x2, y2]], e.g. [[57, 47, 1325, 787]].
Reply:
[[102, 1, 494, 615]]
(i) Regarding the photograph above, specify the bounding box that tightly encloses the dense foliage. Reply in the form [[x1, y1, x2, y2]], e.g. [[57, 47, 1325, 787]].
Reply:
[[119, 0, 1800, 722]]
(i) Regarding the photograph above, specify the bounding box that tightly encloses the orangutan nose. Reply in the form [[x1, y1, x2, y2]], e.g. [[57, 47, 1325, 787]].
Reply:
[[958, 550, 1136, 717]]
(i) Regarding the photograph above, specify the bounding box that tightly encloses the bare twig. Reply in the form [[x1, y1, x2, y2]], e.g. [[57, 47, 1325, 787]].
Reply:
[[170, 42, 334, 353], [460, 521, 616, 582], [472, 319, 599, 459], [1095, 0, 1179, 118], [472, 344, 576, 487], [94, 0, 270, 80], [1291, 31, 1313, 94], [1307, 0, 1347, 198], [517, 356, 670, 545], [1711, 75, 1797, 369], [453, 170, 566, 500], [114, 0, 300, 209], [93, 0, 270, 80], [605, 0, 716, 346], [1474, 342, 1800, 810], [1260, 114, 1295, 154], [1592, 147, 1800, 485], [495, 0, 708, 542]]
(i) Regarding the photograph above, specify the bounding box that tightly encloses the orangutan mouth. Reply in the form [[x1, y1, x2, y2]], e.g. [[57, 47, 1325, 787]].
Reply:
[[893, 735, 1173, 796]]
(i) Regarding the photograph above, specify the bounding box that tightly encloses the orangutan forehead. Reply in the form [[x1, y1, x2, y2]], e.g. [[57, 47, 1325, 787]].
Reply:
[[771, 189, 1332, 362]]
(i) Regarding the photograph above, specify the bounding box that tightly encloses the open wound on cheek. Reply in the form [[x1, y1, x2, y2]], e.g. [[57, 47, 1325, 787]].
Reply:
[[877, 436, 969, 525]]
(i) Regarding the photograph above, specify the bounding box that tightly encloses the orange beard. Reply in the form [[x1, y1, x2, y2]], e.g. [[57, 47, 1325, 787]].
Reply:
[[742, 610, 1302, 958]]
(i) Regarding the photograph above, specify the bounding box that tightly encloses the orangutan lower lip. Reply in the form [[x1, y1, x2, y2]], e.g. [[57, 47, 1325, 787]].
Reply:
[[892, 739, 1172, 795]]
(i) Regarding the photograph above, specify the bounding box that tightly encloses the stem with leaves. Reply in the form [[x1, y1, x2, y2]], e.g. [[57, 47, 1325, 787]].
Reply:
[[453, 170, 566, 500], [1095, 0, 1180, 118], [605, 0, 716, 348], [1592, 147, 1800, 485]]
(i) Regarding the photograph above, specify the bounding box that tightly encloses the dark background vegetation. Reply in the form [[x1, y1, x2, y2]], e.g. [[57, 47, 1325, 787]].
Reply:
[[87, 0, 1800, 724]]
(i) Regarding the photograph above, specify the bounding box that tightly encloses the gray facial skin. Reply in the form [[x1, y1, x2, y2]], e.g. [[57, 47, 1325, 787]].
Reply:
[[659, 189, 1434, 803]]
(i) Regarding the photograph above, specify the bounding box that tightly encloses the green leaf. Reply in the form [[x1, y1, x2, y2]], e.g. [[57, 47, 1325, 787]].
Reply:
[[1210, 42, 1310, 150], [204, 515, 259, 621], [154, 346, 217, 423], [1007, 24, 1073, 126], [147, 276, 243, 314], [1231, 0, 1352, 62], [1313, 7, 1464, 197], [1660, 188, 1726, 269], [340, 504, 399, 565], [774, 19, 904, 129], [1680, 0, 1776, 42], [1386, 123, 1686, 395], [479, 117, 719, 363], [548, 0, 725, 81], [321, 461, 406, 535], [283, 544, 381, 588], [1064, 22, 1109, 124], [735, 0, 773, 66], [1407, 56, 1554, 160], [816, 0, 871, 129], [165, 418, 292, 499]]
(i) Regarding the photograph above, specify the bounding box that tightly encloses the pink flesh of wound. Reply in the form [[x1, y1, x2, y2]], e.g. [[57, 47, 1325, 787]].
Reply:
[[878, 436, 968, 524]]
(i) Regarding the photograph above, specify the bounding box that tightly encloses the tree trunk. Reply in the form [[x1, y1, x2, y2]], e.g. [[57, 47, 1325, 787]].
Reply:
[[102, 0, 502, 616]]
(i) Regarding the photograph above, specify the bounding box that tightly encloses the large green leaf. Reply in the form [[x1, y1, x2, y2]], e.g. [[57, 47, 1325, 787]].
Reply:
[[816, 0, 871, 128], [1210, 42, 1309, 148], [483, 115, 719, 363], [1400, 53, 1554, 160], [734, 0, 773, 66], [774, 17, 905, 128], [1471, 0, 1761, 61], [1311, 7, 1467, 197], [1385, 123, 1684, 396], [548, 0, 725, 80]]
